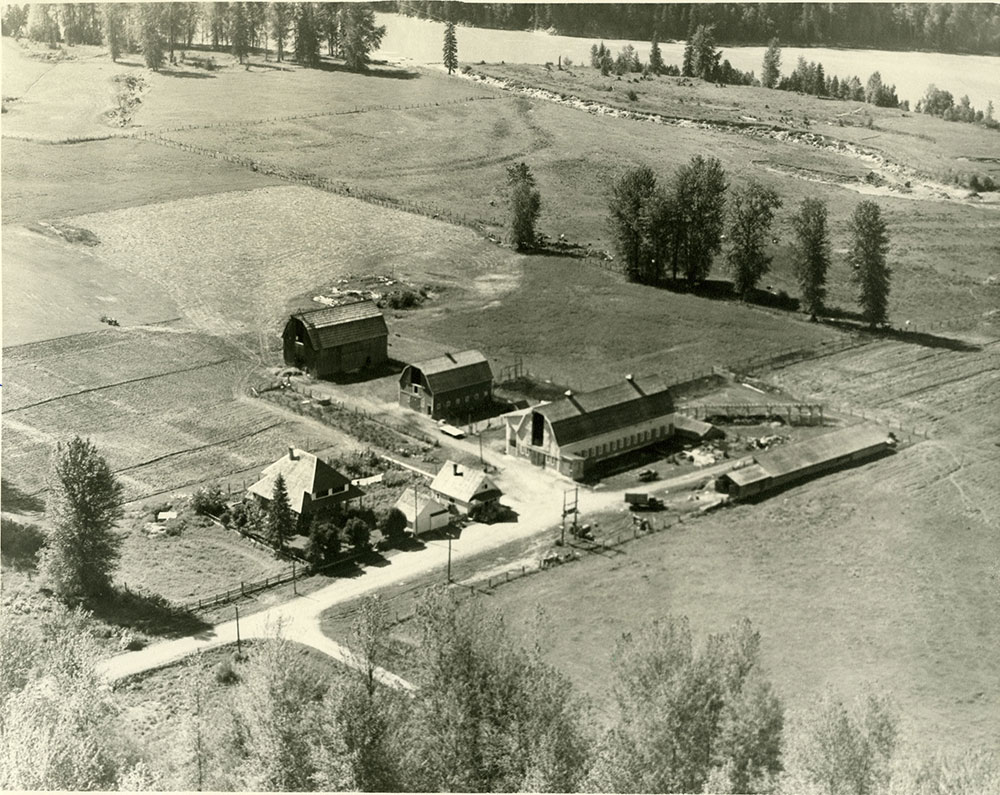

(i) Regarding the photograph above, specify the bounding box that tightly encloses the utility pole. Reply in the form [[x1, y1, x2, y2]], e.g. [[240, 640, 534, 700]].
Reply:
[[414, 483, 419, 536], [447, 534, 452, 584], [292, 560, 297, 595], [235, 605, 242, 657]]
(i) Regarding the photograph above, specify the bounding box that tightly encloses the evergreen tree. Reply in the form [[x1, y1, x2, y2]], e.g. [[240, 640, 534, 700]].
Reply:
[[725, 179, 783, 299], [230, 1, 250, 65], [39, 437, 123, 601], [442, 21, 458, 74], [267, 2, 291, 61], [293, 2, 320, 67], [265, 474, 294, 553], [137, 3, 166, 71], [505, 162, 541, 251], [341, 4, 385, 71], [791, 197, 832, 317], [687, 24, 721, 80], [848, 200, 892, 327], [648, 35, 664, 75], [671, 155, 728, 284], [101, 4, 126, 62], [761, 36, 781, 88]]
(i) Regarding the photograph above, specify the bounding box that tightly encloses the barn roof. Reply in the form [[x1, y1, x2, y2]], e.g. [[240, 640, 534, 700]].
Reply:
[[535, 375, 676, 446], [754, 425, 891, 479], [725, 463, 771, 488], [248, 448, 355, 514], [430, 460, 501, 504], [291, 301, 388, 350], [409, 350, 493, 394]]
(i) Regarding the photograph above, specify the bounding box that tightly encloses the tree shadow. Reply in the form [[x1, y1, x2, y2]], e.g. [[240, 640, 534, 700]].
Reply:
[[657, 277, 801, 312], [821, 319, 983, 352], [88, 587, 211, 639], [323, 358, 407, 385], [313, 60, 419, 80], [1, 479, 45, 513], [158, 69, 216, 79]]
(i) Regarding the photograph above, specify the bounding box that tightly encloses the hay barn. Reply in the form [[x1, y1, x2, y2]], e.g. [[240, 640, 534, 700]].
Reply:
[[399, 350, 493, 419], [283, 300, 388, 378], [717, 425, 893, 499], [506, 374, 721, 480]]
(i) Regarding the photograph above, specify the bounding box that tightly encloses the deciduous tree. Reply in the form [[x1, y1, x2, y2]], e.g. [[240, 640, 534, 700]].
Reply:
[[725, 179, 783, 299], [608, 165, 662, 284], [506, 161, 541, 250], [39, 437, 123, 601], [791, 197, 832, 317], [442, 20, 457, 74], [847, 200, 891, 327], [671, 155, 728, 284]]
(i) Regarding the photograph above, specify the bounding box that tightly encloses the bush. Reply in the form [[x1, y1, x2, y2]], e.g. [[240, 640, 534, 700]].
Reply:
[[384, 288, 423, 310], [626, 89, 638, 101], [0, 518, 46, 569], [223, 500, 263, 534], [468, 501, 516, 524], [380, 508, 409, 545], [344, 516, 372, 552], [192, 484, 227, 516], [214, 658, 240, 685]]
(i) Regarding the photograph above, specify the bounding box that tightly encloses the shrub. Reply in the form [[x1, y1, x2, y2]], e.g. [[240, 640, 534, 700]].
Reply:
[[626, 89, 638, 101], [468, 501, 516, 524], [384, 288, 423, 310], [214, 658, 240, 685], [380, 508, 409, 545], [0, 518, 46, 569], [192, 484, 226, 516]]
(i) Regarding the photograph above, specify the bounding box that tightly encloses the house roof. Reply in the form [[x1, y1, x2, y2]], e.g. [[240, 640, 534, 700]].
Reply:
[[248, 448, 354, 514], [407, 350, 493, 395], [291, 300, 388, 350], [534, 375, 676, 446], [430, 460, 502, 504], [754, 425, 891, 479], [394, 488, 449, 523]]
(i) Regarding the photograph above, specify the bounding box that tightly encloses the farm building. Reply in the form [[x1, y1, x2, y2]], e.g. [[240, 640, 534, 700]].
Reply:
[[716, 425, 894, 499], [430, 460, 502, 514], [394, 487, 452, 534], [506, 374, 722, 480], [248, 447, 362, 517], [283, 300, 388, 378], [399, 350, 493, 419]]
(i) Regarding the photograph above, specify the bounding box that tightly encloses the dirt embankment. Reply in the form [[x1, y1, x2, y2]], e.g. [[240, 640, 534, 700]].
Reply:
[[463, 71, 999, 209]]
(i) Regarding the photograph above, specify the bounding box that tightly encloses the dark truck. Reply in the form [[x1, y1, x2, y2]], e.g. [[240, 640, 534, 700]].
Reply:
[[625, 492, 664, 511]]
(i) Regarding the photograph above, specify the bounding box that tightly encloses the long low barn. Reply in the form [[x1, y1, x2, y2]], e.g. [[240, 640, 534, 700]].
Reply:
[[505, 374, 721, 480], [717, 424, 894, 499]]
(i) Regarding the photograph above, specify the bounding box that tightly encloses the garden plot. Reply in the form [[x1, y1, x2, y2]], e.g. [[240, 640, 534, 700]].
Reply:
[[68, 185, 524, 340]]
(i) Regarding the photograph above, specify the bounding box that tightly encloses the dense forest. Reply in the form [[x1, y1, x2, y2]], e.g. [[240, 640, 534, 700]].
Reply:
[[392, 2, 1000, 56]]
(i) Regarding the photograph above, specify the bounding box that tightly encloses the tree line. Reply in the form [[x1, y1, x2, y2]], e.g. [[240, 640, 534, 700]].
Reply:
[[2, 3, 386, 72], [605, 159, 893, 328], [395, 2, 1000, 56]]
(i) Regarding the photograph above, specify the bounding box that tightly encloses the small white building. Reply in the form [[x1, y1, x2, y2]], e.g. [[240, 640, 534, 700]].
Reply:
[[430, 460, 502, 514], [394, 488, 452, 534]]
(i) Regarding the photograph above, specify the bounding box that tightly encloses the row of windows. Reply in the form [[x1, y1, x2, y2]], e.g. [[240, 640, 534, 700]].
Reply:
[[441, 391, 490, 409], [313, 483, 349, 499], [581, 425, 669, 458]]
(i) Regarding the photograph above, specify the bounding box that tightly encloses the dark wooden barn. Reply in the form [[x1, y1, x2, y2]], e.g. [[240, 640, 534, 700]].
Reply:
[[283, 301, 388, 378], [398, 350, 493, 419]]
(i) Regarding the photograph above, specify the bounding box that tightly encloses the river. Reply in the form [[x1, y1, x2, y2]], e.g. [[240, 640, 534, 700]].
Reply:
[[375, 12, 1000, 111]]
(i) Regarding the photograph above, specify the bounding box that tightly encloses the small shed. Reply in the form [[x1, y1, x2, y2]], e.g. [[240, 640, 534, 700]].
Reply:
[[283, 300, 388, 378], [430, 460, 502, 514], [394, 488, 452, 534], [399, 350, 493, 419], [248, 447, 362, 517]]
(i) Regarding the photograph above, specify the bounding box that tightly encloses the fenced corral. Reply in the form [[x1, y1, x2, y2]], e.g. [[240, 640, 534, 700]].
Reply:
[[680, 403, 826, 426]]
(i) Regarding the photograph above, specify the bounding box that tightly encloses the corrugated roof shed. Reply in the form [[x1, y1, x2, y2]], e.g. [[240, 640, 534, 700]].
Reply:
[[248, 448, 354, 514], [293, 300, 388, 349], [431, 460, 501, 504], [754, 425, 891, 478], [535, 375, 675, 446], [412, 350, 493, 394], [726, 463, 771, 488]]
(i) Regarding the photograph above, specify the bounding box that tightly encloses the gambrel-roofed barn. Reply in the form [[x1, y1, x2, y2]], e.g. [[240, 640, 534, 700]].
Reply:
[[507, 374, 721, 480], [283, 300, 388, 378], [398, 350, 493, 419]]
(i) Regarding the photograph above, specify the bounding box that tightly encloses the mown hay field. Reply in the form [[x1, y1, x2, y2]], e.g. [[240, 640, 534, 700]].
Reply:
[[65, 185, 526, 340]]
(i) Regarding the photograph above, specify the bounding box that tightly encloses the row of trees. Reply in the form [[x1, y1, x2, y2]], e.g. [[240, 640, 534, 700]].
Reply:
[[395, 2, 1000, 55], [917, 85, 997, 129], [6, 589, 999, 792], [3, 3, 385, 72], [608, 160, 893, 327]]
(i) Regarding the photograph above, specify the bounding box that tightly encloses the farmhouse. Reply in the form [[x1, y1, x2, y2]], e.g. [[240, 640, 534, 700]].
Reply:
[[506, 374, 721, 480], [394, 487, 452, 534], [283, 300, 388, 378], [398, 350, 493, 419], [716, 425, 894, 499], [430, 460, 502, 514], [248, 447, 362, 516]]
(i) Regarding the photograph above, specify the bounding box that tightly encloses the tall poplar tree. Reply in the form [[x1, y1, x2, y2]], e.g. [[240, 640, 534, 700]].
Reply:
[[847, 200, 892, 327], [725, 179, 782, 299], [39, 437, 123, 600], [442, 21, 458, 74], [506, 162, 542, 251], [761, 37, 781, 88], [791, 197, 831, 317]]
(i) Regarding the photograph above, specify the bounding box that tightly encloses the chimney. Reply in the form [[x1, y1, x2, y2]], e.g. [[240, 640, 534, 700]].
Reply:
[[452, 462, 462, 476], [564, 389, 583, 412], [288, 447, 297, 460], [446, 352, 456, 363], [625, 374, 633, 382], [625, 374, 644, 395]]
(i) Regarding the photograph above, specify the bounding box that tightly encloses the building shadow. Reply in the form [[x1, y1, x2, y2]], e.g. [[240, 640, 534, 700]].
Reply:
[[313, 60, 419, 80]]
